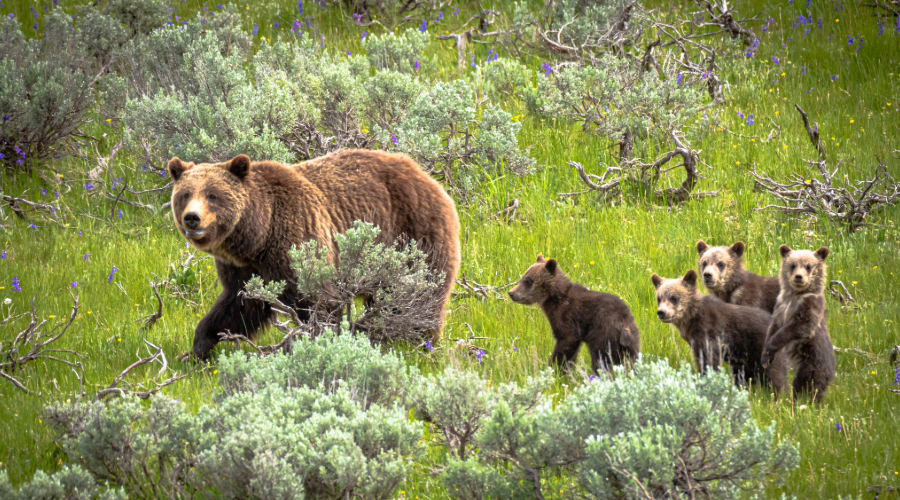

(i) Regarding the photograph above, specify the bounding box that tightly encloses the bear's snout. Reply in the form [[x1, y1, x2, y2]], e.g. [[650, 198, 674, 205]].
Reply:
[[184, 212, 201, 229], [656, 309, 667, 320]]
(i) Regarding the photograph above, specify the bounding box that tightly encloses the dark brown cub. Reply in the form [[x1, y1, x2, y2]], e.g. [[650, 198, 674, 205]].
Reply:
[[696, 240, 781, 313], [509, 255, 640, 373]]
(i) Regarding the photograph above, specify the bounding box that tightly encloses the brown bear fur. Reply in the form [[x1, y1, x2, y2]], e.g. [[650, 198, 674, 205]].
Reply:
[[761, 245, 835, 402], [697, 240, 781, 313], [651, 270, 787, 391], [169, 149, 461, 359], [508, 255, 640, 373]]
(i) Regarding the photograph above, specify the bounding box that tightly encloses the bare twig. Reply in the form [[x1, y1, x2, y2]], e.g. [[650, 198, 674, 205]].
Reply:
[[136, 280, 164, 330], [493, 199, 520, 224], [623, 130, 718, 203], [827, 280, 854, 304], [95, 340, 197, 400], [794, 104, 827, 161], [832, 346, 876, 362], [562, 161, 622, 200], [453, 275, 516, 301]]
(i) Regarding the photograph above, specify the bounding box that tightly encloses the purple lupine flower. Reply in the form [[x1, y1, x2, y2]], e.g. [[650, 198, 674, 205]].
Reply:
[[346, 50, 352, 56], [414, 59, 420, 70], [453, 7, 459, 16], [831, 75, 838, 81], [0, 250, 5, 259], [771, 56, 780, 65], [676, 73, 683, 84], [435, 11, 443, 22], [894, 368, 899, 386], [84, 183, 94, 190], [470, 54, 475, 67], [292, 20, 301, 33], [391, 135, 398, 145], [420, 19, 427, 32], [12, 277, 21, 293], [847, 35, 854, 46], [297, 0, 303, 16], [807, 87, 814, 95], [83, 252, 90, 261], [41, 189, 47, 196], [836, 423, 842, 431], [542, 63, 553, 76], [746, 114, 754, 126], [320, 34, 325, 47], [588, 375, 597, 382], [29, 224, 37, 230], [475, 349, 484, 363], [877, 18, 885, 37], [216, 3, 222, 9], [274, 21, 279, 29], [361, 31, 367, 41], [108, 266, 119, 284], [807, 0, 811, 6], [2, 116, 8, 122], [8, 13, 14, 19], [117, 209, 123, 218], [512, 346, 518, 352], [253, 23, 258, 35], [424, 340, 434, 352], [70, 281, 77, 289], [29, 5, 37, 18], [352, 13, 361, 25], [745, 38, 759, 57]]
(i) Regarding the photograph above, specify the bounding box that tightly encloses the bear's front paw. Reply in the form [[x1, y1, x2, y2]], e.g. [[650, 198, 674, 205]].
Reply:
[[176, 350, 196, 362], [761, 351, 774, 368]]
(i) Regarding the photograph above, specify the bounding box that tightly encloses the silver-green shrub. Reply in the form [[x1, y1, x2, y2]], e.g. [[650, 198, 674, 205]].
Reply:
[[440, 361, 800, 500], [0, 466, 127, 500], [362, 28, 430, 73], [0, 11, 98, 171], [44, 330, 423, 500]]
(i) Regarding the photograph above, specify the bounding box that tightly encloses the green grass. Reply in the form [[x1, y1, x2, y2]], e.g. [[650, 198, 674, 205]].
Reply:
[[1, 0, 899, 497]]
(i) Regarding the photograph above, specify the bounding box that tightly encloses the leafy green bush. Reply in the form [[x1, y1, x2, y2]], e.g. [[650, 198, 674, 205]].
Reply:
[[362, 28, 430, 73]]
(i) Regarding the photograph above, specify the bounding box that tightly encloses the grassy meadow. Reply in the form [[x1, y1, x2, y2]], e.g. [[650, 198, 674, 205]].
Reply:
[[1, 0, 899, 497]]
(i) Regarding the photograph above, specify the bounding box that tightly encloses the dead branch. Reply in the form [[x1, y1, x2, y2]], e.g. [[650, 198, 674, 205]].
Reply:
[[794, 104, 827, 161], [453, 275, 516, 301], [95, 340, 197, 400], [136, 280, 164, 330], [827, 280, 854, 304], [218, 323, 314, 357], [860, 1, 900, 17], [623, 130, 717, 203], [832, 346, 876, 362], [0, 293, 84, 394], [437, 31, 470, 72], [561, 161, 622, 201], [1, 194, 65, 227], [493, 199, 520, 224]]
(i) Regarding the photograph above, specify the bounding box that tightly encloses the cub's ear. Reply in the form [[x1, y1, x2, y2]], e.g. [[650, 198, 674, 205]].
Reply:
[[545, 259, 558, 274], [168, 157, 192, 181], [682, 270, 698, 288], [729, 241, 745, 258], [815, 247, 830, 261], [779, 244, 792, 259], [227, 154, 251, 180], [651, 273, 663, 289], [536, 254, 546, 263], [696, 240, 708, 255]]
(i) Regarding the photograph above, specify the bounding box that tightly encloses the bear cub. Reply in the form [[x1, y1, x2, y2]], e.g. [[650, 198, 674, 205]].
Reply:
[[697, 240, 780, 313], [652, 270, 787, 391], [762, 245, 835, 402], [509, 255, 640, 373]]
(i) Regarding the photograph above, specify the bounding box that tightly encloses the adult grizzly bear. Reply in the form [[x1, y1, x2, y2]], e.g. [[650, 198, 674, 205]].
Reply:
[[651, 270, 787, 392], [509, 255, 640, 373], [696, 240, 781, 313], [169, 150, 461, 360], [761, 245, 835, 403]]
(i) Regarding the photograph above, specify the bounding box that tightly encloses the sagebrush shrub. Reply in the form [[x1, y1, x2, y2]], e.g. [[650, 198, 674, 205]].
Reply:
[[0, 465, 127, 500]]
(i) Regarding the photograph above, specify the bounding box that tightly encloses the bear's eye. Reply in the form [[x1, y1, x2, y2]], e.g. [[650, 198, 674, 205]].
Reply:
[[717, 262, 725, 270], [805, 265, 811, 272], [656, 296, 662, 304], [670, 296, 678, 305], [182, 192, 190, 200], [523, 278, 533, 287], [789, 263, 796, 272], [207, 193, 217, 201], [701, 261, 707, 267]]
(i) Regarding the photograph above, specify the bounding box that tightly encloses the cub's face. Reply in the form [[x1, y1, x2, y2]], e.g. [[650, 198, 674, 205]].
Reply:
[[779, 245, 829, 293], [651, 270, 698, 323], [696, 240, 744, 291], [169, 155, 250, 251], [508, 255, 558, 306]]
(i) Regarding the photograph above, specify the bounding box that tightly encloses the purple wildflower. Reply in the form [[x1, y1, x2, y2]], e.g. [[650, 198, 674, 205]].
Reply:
[[676, 73, 683, 84], [2, 116, 8, 122], [216, 3, 222, 9], [771, 56, 780, 65], [41, 189, 47, 196], [12, 277, 21, 293], [298, 0, 303, 16], [746, 114, 754, 126], [83, 252, 90, 261], [471, 54, 475, 68], [512, 346, 518, 352], [836, 423, 842, 431], [807, 87, 814, 95], [877, 18, 885, 37], [831, 75, 838, 82], [361, 31, 367, 41], [117, 209, 123, 218], [8, 13, 13, 19], [274, 21, 279, 29], [475, 349, 484, 363], [391, 135, 398, 145], [108, 266, 119, 284], [346, 50, 352, 56], [435, 11, 443, 22], [542, 63, 553, 76], [847, 35, 854, 46], [70, 281, 77, 289], [453, 7, 459, 16], [894, 367, 899, 386], [0, 250, 5, 259], [30, 5, 37, 17], [84, 183, 94, 191], [253, 23, 258, 35], [414, 59, 420, 69], [424, 340, 434, 352], [29, 224, 37, 230], [420, 19, 427, 32]]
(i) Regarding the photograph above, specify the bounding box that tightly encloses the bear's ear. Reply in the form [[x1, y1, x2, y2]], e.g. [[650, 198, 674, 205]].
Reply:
[[682, 270, 698, 288], [729, 241, 745, 258], [536, 254, 546, 263], [696, 240, 708, 255], [227, 154, 251, 180], [651, 273, 663, 289], [545, 259, 558, 274], [815, 247, 829, 261], [168, 157, 192, 181], [779, 244, 792, 259]]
